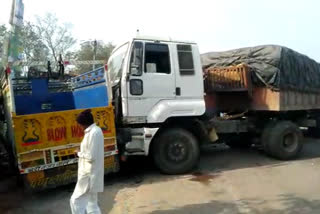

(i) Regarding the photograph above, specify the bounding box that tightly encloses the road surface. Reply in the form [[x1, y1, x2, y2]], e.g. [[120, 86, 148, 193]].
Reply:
[[1, 138, 320, 214]]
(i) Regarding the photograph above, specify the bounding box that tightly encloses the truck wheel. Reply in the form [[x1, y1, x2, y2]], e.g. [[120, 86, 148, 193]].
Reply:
[[261, 121, 277, 154], [262, 121, 303, 160], [153, 128, 200, 174]]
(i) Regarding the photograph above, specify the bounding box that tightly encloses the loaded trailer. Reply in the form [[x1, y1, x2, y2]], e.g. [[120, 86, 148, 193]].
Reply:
[[202, 45, 320, 159]]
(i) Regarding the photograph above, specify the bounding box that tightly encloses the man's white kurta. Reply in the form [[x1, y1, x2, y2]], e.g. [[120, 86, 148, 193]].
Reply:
[[74, 123, 104, 196]]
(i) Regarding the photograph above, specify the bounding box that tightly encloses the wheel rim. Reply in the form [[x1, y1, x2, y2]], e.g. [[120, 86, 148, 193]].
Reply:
[[282, 132, 298, 153], [166, 140, 188, 163]]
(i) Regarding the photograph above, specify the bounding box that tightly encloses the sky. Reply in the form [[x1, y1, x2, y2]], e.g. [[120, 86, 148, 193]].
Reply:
[[0, 0, 320, 61]]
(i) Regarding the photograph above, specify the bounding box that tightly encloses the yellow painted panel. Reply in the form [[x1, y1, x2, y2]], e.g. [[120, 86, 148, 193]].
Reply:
[[13, 106, 116, 154], [57, 147, 77, 157], [19, 151, 44, 162], [24, 155, 118, 190], [104, 155, 115, 167], [26, 170, 45, 181], [104, 138, 116, 145]]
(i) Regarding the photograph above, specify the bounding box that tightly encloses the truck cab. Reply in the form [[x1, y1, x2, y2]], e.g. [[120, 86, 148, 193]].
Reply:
[[108, 36, 205, 124], [107, 36, 209, 174]]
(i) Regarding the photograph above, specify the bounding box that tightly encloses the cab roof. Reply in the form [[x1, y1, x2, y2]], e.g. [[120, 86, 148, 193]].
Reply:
[[111, 35, 196, 55], [133, 35, 196, 44]]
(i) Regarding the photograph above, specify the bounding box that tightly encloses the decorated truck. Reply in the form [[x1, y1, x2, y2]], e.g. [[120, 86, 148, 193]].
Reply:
[[0, 66, 119, 191]]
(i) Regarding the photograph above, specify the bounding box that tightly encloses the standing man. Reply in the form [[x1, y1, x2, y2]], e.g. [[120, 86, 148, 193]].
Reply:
[[70, 109, 104, 214]]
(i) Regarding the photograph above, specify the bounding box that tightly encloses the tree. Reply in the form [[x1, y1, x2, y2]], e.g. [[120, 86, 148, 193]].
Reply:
[[0, 23, 49, 75], [1, 14, 76, 76], [20, 21, 49, 67], [75, 41, 114, 74], [35, 13, 76, 63], [0, 25, 8, 67]]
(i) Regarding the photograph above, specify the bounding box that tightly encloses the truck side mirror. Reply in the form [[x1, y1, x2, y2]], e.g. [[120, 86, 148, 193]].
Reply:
[[130, 64, 141, 76]]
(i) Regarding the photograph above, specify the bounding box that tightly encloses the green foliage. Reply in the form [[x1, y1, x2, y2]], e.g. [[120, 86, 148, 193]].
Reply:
[[0, 13, 114, 76], [20, 21, 49, 66], [75, 41, 115, 74], [0, 25, 8, 66]]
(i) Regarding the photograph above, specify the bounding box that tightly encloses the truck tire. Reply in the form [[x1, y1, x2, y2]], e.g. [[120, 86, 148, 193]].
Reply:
[[262, 121, 303, 160], [153, 128, 200, 174], [261, 121, 277, 154]]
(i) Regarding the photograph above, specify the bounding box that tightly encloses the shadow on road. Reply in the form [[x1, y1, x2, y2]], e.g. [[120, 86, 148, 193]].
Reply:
[[105, 138, 320, 185], [150, 194, 320, 214], [198, 138, 320, 173]]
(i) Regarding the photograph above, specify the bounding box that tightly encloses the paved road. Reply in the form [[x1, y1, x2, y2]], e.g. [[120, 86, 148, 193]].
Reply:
[[1, 138, 320, 214]]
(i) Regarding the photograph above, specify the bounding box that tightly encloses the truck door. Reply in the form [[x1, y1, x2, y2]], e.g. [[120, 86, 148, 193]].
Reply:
[[173, 44, 204, 100], [126, 41, 176, 122]]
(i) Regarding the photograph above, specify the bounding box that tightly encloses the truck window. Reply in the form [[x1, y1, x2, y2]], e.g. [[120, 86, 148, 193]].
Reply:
[[108, 43, 129, 86], [177, 44, 194, 75], [145, 43, 170, 74], [129, 42, 143, 76]]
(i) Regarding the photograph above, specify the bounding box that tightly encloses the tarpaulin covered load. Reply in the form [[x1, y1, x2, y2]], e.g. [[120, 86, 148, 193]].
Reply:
[[201, 45, 320, 92]]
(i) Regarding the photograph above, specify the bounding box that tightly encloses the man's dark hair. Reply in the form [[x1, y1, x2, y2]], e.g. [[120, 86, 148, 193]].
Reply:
[[76, 109, 94, 127]]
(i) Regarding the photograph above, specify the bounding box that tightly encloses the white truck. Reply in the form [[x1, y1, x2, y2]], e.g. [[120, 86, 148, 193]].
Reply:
[[108, 36, 207, 174], [107, 36, 320, 174]]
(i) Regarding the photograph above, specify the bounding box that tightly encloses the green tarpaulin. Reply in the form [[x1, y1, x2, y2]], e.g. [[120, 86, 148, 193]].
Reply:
[[201, 45, 320, 92]]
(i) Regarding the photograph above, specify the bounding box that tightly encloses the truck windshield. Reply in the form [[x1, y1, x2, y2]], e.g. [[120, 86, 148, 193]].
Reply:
[[108, 43, 129, 87]]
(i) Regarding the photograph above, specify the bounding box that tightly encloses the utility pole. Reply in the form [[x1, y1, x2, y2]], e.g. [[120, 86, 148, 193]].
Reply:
[[92, 40, 97, 70], [79, 39, 99, 71], [4, 0, 24, 77]]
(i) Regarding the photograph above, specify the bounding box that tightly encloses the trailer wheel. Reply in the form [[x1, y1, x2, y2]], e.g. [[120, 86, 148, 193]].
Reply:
[[262, 121, 303, 160], [261, 121, 277, 154], [153, 128, 200, 174]]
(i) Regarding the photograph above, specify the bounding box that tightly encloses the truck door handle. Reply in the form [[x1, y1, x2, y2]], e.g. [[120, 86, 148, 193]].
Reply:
[[176, 87, 181, 96]]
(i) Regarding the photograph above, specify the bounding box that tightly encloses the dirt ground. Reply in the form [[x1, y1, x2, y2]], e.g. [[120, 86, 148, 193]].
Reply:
[[1, 138, 320, 214]]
